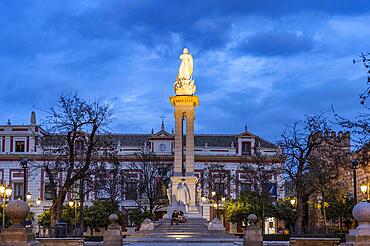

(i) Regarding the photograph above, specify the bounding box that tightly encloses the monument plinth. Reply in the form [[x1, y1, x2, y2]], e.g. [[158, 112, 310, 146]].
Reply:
[[0, 200, 40, 246], [165, 48, 202, 218]]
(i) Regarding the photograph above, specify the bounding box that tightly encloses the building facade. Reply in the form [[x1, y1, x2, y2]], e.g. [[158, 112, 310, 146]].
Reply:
[[0, 112, 284, 233]]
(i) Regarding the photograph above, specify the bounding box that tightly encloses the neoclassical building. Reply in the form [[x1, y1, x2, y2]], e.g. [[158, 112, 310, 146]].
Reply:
[[0, 111, 284, 233]]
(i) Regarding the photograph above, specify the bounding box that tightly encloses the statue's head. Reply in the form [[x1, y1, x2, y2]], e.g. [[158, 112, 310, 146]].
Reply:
[[183, 48, 189, 54]]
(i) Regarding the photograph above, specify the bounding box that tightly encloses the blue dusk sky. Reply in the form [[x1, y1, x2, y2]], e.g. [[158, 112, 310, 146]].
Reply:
[[0, 1, 369, 142]]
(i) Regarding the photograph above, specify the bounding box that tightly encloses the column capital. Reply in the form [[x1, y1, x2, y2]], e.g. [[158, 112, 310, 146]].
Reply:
[[174, 110, 185, 119], [185, 110, 195, 119]]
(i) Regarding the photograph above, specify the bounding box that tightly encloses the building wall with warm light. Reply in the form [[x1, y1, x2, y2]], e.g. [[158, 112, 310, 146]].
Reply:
[[0, 112, 285, 230]]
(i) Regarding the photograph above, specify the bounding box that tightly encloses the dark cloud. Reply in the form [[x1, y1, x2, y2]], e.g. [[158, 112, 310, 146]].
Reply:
[[0, 0, 368, 141], [236, 31, 314, 56]]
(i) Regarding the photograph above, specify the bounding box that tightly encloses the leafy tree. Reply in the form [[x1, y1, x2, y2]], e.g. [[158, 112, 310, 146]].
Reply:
[[38, 210, 51, 227], [325, 188, 355, 232], [278, 114, 338, 234], [83, 200, 123, 233], [224, 197, 254, 226], [129, 209, 151, 227], [270, 197, 297, 233]]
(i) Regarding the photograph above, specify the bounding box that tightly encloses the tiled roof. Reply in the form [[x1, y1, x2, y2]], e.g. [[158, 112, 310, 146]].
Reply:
[[42, 132, 275, 148]]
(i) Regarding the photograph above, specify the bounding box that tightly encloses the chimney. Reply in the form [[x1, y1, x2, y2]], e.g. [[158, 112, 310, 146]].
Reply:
[[30, 111, 37, 125]]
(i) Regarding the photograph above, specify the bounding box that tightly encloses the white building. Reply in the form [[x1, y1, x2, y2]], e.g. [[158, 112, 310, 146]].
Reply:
[[0, 112, 284, 233]]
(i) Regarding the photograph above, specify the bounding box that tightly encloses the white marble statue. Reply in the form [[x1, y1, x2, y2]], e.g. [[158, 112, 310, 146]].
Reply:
[[174, 48, 196, 95], [177, 48, 193, 80], [140, 218, 155, 231], [176, 182, 190, 207]]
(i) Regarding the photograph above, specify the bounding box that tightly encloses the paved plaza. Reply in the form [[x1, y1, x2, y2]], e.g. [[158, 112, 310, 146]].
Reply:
[[123, 243, 242, 246]]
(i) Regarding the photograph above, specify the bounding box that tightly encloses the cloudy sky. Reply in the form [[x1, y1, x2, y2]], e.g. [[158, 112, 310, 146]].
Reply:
[[0, 1, 369, 142]]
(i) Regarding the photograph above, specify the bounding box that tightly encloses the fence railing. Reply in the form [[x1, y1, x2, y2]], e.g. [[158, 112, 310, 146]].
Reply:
[[36, 224, 82, 238]]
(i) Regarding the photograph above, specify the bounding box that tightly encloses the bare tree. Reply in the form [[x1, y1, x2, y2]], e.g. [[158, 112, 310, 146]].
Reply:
[[278, 114, 332, 234], [353, 52, 370, 105], [90, 149, 124, 209], [306, 131, 351, 233], [128, 151, 173, 218], [239, 149, 283, 233], [37, 94, 113, 226], [202, 163, 232, 219]]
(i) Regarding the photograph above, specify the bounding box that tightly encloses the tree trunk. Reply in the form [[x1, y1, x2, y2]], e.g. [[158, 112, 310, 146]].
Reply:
[[79, 178, 85, 237], [294, 187, 304, 235], [50, 186, 69, 227]]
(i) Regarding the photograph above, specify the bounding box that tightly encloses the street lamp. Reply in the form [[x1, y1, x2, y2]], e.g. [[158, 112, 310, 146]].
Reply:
[[26, 192, 32, 201], [26, 192, 41, 208], [360, 181, 369, 201], [0, 183, 13, 229], [36, 197, 42, 206], [290, 197, 296, 206]]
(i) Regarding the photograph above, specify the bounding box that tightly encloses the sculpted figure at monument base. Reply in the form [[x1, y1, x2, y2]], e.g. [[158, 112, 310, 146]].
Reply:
[[164, 176, 202, 219]]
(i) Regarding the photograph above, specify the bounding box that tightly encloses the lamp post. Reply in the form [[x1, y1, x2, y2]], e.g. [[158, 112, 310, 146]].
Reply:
[[0, 183, 13, 229], [20, 159, 30, 202], [69, 199, 79, 236], [352, 160, 359, 204], [211, 191, 225, 220]]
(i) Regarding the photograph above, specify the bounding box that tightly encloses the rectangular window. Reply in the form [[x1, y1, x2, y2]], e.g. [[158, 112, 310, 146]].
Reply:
[[241, 142, 251, 156], [125, 182, 138, 200], [15, 141, 25, 152], [44, 182, 53, 200], [240, 182, 251, 196], [214, 181, 226, 197], [13, 182, 24, 200]]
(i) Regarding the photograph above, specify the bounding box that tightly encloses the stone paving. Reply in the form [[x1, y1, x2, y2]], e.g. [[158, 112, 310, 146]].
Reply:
[[123, 243, 242, 246]]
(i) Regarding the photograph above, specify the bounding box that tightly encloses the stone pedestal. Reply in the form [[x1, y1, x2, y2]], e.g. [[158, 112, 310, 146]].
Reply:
[[344, 201, 370, 245], [103, 214, 122, 246], [243, 214, 263, 246], [0, 227, 40, 246], [243, 226, 263, 246], [0, 200, 40, 246]]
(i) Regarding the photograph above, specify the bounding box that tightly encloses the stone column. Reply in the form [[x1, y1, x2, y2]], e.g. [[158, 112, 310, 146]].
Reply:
[[185, 110, 195, 176], [173, 110, 183, 176]]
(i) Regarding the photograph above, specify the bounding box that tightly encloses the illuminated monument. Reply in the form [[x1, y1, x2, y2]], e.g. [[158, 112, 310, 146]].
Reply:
[[166, 48, 201, 217]]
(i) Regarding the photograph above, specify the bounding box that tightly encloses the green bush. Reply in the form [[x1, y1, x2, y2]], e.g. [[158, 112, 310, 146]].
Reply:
[[84, 236, 103, 242], [263, 234, 290, 241]]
